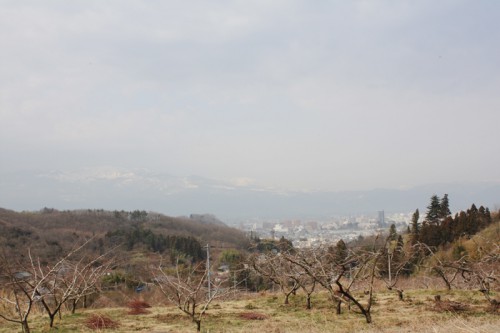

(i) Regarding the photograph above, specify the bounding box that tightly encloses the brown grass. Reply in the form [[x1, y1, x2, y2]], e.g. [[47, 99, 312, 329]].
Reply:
[[0, 288, 498, 332], [239, 312, 268, 320], [432, 295, 470, 312]]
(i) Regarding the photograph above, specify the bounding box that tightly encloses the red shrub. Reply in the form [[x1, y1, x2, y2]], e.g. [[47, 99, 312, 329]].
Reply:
[[126, 299, 152, 315], [85, 314, 120, 329]]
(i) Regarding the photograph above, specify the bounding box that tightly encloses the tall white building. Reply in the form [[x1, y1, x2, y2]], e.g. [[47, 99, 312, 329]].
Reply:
[[378, 210, 385, 225]]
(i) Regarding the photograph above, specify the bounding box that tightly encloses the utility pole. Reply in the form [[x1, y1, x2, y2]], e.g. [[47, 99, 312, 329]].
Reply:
[[388, 250, 392, 286], [233, 271, 237, 297], [206, 244, 211, 300]]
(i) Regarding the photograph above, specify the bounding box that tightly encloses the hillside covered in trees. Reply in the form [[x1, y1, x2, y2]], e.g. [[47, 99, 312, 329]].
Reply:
[[410, 194, 494, 247], [0, 208, 249, 263]]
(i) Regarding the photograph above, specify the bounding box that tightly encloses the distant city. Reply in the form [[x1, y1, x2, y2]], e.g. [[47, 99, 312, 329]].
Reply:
[[234, 210, 412, 248]]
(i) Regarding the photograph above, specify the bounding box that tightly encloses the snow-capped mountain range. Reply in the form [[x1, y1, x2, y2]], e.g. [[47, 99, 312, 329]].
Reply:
[[1, 167, 499, 221]]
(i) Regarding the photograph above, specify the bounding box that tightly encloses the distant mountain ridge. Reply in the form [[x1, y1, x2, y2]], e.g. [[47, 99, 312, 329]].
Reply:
[[1, 168, 499, 220]]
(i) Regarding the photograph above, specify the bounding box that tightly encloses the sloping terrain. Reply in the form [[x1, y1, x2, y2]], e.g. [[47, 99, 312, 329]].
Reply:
[[0, 207, 249, 261]]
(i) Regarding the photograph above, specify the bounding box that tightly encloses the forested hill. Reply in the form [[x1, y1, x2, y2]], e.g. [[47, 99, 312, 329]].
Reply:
[[0, 208, 249, 261]]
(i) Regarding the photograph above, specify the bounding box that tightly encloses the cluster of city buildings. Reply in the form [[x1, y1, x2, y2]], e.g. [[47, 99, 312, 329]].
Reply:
[[236, 211, 412, 248]]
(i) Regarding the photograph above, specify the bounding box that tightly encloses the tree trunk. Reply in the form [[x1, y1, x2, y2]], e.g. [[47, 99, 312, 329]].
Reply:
[[306, 295, 311, 310], [22, 320, 30, 333], [434, 268, 451, 290], [71, 299, 77, 314], [364, 310, 372, 324], [335, 283, 372, 324], [284, 293, 290, 305], [196, 320, 201, 332], [336, 300, 341, 315], [397, 289, 404, 301], [49, 313, 55, 328]]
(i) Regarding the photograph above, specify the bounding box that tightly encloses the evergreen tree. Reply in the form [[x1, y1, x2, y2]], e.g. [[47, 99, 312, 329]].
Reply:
[[394, 235, 405, 267], [467, 204, 479, 235], [478, 206, 487, 229], [439, 194, 451, 219], [485, 207, 492, 225], [334, 239, 348, 264], [426, 194, 441, 225], [410, 209, 420, 243], [389, 223, 398, 241], [325, 240, 346, 265], [396, 235, 404, 251]]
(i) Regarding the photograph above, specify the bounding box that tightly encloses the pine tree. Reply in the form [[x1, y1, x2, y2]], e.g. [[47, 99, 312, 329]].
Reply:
[[394, 235, 405, 265], [410, 208, 420, 243], [334, 239, 348, 264], [389, 224, 398, 241], [439, 194, 451, 219], [485, 207, 492, 225], [426, 195, 441, 225], [396, 235, 404, 251]]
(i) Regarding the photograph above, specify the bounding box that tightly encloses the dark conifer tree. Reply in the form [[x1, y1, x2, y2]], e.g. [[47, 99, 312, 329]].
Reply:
[[478, 206, 487, 229], [439, 194, 451, 219], [410, 209, 420, 244], [334, 239, 348, 264], [485, 207, 492, 225], [426, 194, 441, 225], [468, 204, 479, 235], [394, 235, 405, 265], [389, 224, 398, 241]]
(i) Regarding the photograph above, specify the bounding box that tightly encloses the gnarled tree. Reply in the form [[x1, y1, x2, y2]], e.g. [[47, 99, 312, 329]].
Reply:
[[283, 242, 381, 323], [250, 252, 300, 305], [152, 257, 233, 332], [0, 239, 113, 331]]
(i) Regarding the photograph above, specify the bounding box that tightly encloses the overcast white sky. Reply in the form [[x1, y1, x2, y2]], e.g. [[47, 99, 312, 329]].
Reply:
[[1, 0, 500, 193]]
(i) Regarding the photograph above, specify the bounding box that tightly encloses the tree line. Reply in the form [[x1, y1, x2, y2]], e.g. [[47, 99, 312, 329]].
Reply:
[[105, 226, 205, 262], [410, 194, 493, 247]]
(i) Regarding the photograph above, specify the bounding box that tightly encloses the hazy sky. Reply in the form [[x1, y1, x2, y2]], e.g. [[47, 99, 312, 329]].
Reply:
[[2, 0, 500, 193]]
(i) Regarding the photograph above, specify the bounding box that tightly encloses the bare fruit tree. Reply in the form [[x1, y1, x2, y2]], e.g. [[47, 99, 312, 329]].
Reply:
[[283, 242, 381, 324], [417, 236, 498, 309], [0, 250, 44, 333], [284, 259, 316, 309], [417, 242, 469, 290], [469, 236, 499, 309], [378, 237, 413, 300], [153, 257, 232, 332], [0, 239, 112, 331], [37, 251, 113, 327], [250, 252, 300, 305]]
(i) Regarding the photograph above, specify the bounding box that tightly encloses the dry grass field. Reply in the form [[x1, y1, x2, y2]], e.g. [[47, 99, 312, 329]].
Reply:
[[1, 287, 498, 333]]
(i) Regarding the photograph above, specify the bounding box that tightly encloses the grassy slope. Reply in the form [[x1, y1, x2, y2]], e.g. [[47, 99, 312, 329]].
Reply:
[[1, 288, 498, 333]]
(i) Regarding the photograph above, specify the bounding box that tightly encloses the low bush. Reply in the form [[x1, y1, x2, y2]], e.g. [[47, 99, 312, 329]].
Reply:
[[127, 299, 152, 315], [85, 314, 120, 329]]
